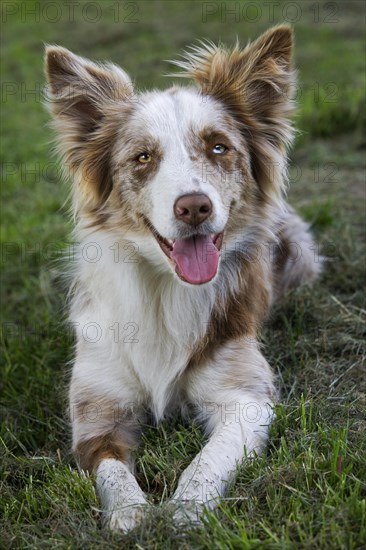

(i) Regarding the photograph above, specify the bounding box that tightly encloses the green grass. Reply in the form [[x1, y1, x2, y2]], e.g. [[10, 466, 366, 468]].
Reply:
[[1, 1, 365, 548]]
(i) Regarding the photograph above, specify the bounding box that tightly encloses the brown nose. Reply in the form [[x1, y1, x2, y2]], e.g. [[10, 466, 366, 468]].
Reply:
[[174, 193, 212, 226]]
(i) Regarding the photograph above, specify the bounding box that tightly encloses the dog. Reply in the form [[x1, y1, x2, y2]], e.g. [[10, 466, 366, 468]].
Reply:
[[45, 25, 322, 531]]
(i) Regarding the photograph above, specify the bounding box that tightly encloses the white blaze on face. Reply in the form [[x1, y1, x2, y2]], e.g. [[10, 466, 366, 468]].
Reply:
[[124, 89, 242, 284]]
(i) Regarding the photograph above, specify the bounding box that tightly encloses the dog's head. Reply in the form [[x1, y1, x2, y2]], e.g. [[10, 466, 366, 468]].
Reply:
[[45, 25, 295, 285]]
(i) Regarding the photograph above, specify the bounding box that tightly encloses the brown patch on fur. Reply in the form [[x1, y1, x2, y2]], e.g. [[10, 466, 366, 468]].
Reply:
[[188, 255, 270, 367], [75, 427, 137, 473], [198, 127, 237, 172], [71, 395, 142, 473], [113, 136, 164, 193]]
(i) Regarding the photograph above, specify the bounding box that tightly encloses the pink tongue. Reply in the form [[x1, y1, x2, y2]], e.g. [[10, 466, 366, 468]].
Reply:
[[171, 235, 220, 284]]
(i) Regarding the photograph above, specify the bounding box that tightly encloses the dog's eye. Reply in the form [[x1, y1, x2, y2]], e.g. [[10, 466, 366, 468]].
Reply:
[[138, 153, 151, 164], [212, 144, 227, 154]]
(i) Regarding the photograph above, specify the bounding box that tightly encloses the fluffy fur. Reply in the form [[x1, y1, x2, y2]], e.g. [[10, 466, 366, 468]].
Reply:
[[45, 25, 322, 531]]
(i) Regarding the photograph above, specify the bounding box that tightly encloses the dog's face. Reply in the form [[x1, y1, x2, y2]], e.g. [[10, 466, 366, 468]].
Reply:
[[45, 26, 295, 285], [110, 88, 252, 284]]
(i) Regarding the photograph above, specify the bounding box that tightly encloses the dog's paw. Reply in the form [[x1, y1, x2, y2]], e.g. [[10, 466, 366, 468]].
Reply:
[[171, 501, 204, 527], [103, 504, 146, 532]]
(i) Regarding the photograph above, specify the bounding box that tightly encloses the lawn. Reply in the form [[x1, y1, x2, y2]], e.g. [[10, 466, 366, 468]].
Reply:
[[1, 1, 365, 548]]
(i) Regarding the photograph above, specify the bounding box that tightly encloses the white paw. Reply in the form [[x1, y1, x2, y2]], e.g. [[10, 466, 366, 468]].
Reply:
[[172, 500, 204, 526], [104, 504, 146, 532]]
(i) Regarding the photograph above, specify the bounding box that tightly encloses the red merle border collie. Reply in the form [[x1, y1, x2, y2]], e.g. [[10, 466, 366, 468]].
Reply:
[[45, 25, 322, 531]]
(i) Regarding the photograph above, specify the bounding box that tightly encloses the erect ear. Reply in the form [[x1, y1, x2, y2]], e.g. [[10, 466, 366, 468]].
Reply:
[[44, 46, 134, 208], [172, 25, 296, 202]]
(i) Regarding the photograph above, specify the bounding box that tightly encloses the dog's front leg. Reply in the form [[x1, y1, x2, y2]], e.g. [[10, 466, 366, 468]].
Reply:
[[172, 341, 276, 523], [70, 378, 148, 532], [171, 412, 272, 523]]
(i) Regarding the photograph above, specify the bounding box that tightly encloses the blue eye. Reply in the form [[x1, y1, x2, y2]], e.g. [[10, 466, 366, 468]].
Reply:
[[212, 144, 227, 154]]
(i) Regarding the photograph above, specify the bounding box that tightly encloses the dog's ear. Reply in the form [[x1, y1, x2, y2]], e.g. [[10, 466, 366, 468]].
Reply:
[[173, 25, 296, 202], [45, 46, 134, 208], [45, 46, 133, 123]]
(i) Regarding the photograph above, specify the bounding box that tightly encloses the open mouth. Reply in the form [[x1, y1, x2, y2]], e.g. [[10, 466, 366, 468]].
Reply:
[[147, 222, 224, 285]]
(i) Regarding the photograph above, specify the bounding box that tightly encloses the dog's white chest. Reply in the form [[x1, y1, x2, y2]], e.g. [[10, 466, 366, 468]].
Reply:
[[72, 241, 215, 419]]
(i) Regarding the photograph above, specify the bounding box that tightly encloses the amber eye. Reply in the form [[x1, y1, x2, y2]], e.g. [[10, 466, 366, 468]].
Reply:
[[138, 153, 151, 164], [212, 144, 227, 154]]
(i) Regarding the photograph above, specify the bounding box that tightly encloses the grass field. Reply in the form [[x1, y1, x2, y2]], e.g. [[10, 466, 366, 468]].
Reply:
[[1, 1, 365, 548]]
